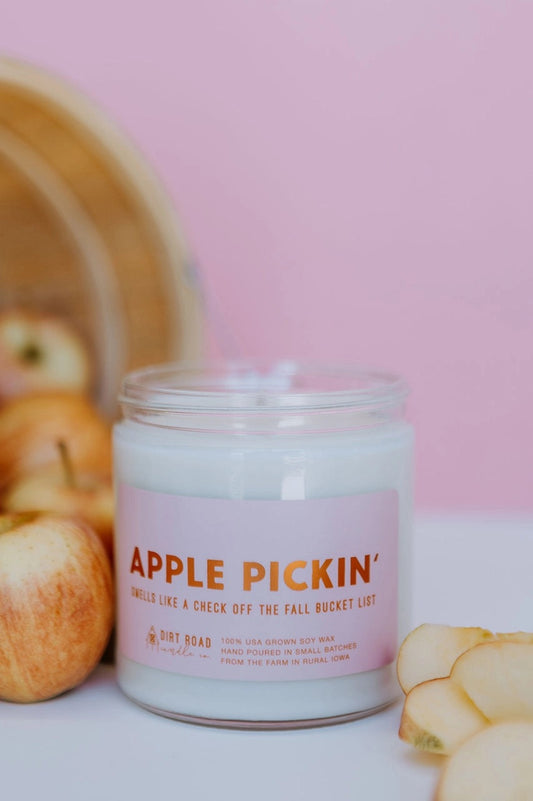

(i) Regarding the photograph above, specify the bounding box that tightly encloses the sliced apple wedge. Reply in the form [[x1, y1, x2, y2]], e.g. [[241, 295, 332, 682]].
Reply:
[[397, 624, 493, 694], [435, 721, 533, 801], [399, 677, 488, 755], [450, 641, 533, 721]]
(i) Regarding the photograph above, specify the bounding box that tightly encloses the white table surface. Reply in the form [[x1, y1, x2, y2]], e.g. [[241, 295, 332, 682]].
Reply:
[[2, 513, 532, 801]]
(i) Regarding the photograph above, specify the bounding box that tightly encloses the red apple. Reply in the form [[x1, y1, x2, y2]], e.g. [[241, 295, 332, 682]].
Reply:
[[0, 392, 112, 491], [0, 309, 92, 403], [0, 512, 113, 703]]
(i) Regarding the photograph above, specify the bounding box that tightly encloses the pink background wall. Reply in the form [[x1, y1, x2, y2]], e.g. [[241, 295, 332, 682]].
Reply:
[[2, 1, 532, 511]]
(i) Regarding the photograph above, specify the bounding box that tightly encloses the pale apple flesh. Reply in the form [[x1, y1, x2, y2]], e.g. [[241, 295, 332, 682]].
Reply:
[[0, 512, 113, 703], [399, 677, 488, 755], [397, 625, 533, 797], [495, 631, 533, 644], [435, 721, 533, 801], [450, 641, 533, 722], [0, 309, 91, 402], [396, 624, 494, 694]]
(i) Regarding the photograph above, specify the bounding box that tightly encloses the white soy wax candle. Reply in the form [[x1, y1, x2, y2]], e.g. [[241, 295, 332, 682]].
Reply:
[[114, 362, 413, 729]]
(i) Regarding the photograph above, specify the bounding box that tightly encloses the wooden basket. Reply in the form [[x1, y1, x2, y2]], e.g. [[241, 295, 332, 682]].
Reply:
[[0, 58, 203, 415]]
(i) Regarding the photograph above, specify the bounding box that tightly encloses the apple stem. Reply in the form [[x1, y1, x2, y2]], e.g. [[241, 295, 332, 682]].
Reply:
[[57, 440, 76, 489]]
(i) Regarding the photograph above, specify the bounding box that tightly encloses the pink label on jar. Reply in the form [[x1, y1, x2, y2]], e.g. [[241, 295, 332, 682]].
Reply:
[[116, 486, 398, 681]]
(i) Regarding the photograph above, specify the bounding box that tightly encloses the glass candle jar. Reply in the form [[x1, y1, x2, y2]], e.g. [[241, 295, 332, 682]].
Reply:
[[114, 362, 413, 729]]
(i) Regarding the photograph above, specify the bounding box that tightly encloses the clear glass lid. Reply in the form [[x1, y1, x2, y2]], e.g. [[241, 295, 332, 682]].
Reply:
[[119, 362, 408, 432]]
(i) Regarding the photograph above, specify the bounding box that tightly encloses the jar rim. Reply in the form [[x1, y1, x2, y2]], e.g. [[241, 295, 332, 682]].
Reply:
[[119, 361, 409, 414]]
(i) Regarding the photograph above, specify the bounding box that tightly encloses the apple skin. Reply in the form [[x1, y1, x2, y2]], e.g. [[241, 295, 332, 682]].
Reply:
[[3, 467, 114, 560], [0, 309, 91, 403], [0, 512, 114, 703], [0, 393, 112, 492]]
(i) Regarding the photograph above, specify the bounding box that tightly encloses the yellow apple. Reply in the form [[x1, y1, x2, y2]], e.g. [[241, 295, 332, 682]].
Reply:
[[3, 464, 114, 560], [0, 392, 112, 491], [0, 512, 113, 703], [0, 309, 91, 403]]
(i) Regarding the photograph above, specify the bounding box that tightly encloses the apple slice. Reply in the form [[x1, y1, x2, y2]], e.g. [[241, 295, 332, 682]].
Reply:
[[496, 631, 533, 644], [450, 641, 533, 721], [397, 624, 493, 693], [398, 677, 488, 755], [435, 721, 533, 801]]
